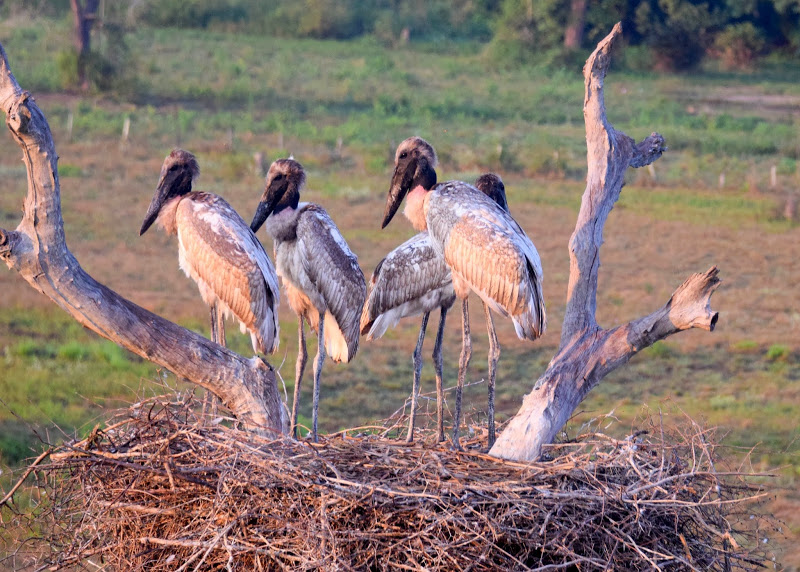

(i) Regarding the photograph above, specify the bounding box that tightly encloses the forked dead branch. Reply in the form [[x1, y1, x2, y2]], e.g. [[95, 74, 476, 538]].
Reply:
[[489, 23, 718, 460]]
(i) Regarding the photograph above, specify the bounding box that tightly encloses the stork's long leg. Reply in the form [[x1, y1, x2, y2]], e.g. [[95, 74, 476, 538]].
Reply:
[[204, 303, 225, 416], [215, 303, 226, 349], [291, 315, 308, 439], [451, 298, 472, 449], [432, 305, 449, 443], [405, 311, 430, 443], [311, 311, 326, 443], [209, 304, 219, 345], [484, 302, 500, 449]]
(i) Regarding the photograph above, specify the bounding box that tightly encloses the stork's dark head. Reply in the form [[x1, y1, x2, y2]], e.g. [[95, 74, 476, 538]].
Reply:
[[474, 173, 508, 213], [250, 158, 306, 233], [139, 149, 200, 236], [382, 136, 438, 229]]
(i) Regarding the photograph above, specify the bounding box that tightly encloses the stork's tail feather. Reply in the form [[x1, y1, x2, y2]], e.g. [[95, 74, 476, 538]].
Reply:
[[512, 314, 545, 341], [362, 312, 397, 341], [254, 311, 280, 355], [512, 294, 546, 341], [325, 311, 359, 363], [360, 295, 404, 340], [359, 302, 375, 337], [360, 321, 373, 337]]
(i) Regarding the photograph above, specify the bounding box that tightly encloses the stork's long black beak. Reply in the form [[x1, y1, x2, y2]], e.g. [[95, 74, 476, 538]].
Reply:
[[252, 174, 291, 233], [139, 176, 169, 236], [381, 160, 415, 229], [250, 198, 274, 234]]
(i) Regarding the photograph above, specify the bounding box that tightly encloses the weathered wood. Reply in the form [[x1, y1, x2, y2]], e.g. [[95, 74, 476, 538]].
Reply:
[[490, 23, 718, 461], [0, 42, 288, 436]]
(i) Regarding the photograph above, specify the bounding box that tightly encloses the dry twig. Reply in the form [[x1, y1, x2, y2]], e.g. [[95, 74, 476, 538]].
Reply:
[[0, 394, 778, 571]]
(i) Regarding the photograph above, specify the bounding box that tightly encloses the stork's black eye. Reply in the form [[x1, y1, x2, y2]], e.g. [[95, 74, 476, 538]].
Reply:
[[275, 173, 284, 182], [399, 151, 408, 159], [169, 164, 179, 172]]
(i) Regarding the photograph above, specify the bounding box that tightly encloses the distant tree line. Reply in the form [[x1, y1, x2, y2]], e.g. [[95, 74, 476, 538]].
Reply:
[[5, 0, 800, 70]]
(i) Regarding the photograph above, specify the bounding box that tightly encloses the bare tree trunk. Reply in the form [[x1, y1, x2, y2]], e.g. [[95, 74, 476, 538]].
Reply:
[[70, 0, 99, 91], [490, 23, 719, 462], [563, 0, 587, 50], [0, 43, 288, 437]]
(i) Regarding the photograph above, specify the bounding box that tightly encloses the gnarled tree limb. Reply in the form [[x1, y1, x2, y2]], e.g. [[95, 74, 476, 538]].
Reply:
[[0, 43, 288, 436], [490, 23, 719, 461]]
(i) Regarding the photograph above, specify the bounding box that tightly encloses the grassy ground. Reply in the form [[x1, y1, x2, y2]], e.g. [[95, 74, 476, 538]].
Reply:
[[0, 15, 798, 568]]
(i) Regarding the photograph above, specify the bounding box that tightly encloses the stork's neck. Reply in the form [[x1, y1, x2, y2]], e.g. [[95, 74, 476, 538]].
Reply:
[[265, 201, 305, 243], [156, 195, 184, 235], [272, 185, 300, 215], [403, 185, 429, 231]]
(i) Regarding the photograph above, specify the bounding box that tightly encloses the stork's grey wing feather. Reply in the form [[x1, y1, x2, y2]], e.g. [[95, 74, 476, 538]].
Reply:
[[296, 205, 366, 361], [361, 232, 454, 338]]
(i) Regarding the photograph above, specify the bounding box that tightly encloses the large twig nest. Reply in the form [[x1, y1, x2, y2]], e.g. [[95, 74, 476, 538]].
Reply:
[[2, 394, 778, 571]]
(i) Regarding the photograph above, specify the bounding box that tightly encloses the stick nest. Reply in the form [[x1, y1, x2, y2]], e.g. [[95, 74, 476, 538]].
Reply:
[[4, 394, 778, 571]]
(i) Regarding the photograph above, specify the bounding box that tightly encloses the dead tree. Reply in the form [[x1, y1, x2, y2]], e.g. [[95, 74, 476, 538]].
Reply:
[[0, 43, 288, 437], [489, 24, 719, 461]]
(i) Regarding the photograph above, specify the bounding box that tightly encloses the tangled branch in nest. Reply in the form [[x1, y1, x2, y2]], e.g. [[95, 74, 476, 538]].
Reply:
[[2, 394, 779, 571]]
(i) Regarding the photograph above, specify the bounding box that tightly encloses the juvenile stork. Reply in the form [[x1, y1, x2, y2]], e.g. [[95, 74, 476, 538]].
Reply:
[[361, 173, 509, 443], [381, 137, 546, 448], [250, 158, 366, 442], [139, 149, 280, 358]]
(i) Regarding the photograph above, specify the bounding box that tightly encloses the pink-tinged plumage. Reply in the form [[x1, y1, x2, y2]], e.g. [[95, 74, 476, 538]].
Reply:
[[140, 149, 280, 356], [426, 181, 545, 340], [365, 170, 519, 443], [381, 136, 546, 448]]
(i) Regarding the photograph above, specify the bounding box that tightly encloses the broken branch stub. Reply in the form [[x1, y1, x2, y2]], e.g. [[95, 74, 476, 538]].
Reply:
[[489, 23, 718, 462], [0, 42, 288, 436]]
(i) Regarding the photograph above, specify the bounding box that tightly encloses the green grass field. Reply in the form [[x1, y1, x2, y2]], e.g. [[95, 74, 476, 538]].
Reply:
[[0, 15, 798, 567]]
